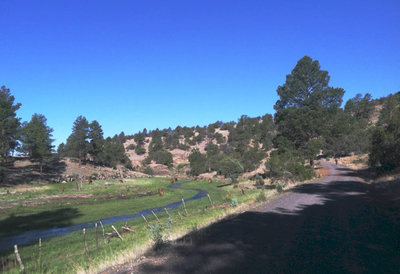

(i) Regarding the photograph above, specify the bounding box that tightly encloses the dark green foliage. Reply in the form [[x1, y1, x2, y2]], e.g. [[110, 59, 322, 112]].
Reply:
[[254, 174, 265, 187], [274, 56, 344, 161], [266, 150, 314, 182], [0, 86, 21, 176], [164, 132, 180, 150], [135, 146, 146, 155], [19, 114, 54, 173], [205, 142, 219, 172], [126, 144, 136, 151], [99, 138, 132, 169], [57, 143, 66, 156], [216, 155, 244, 182], [195, 127, 206, 144], [149, 150, 173, 167], [143, 166, 154, 175], [220, 121, 235, 131], [344, 93, 375, 121], [214, 132, 225, 144], [64, 115, 90, 163], [188, 149, 207, 176], [88, 120, 104, 162], [149, 132, 163, 153], [369, 92, 400, 171], [111, 131, 127, 145], [241, 147, 265, 172], [134, 131, 146, 146], [147, 130, 173, 166]]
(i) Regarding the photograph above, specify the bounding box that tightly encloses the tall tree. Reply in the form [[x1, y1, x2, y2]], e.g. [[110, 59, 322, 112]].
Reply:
[[88, 120, 104, 162], [65, 115, 89, 164], [274, 56, 344, 162], [0, 86, 21, 180], [19, 114, 54, 174]]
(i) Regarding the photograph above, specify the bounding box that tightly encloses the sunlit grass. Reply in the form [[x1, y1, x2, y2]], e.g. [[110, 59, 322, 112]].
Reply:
[[0, 177, 269, 273]]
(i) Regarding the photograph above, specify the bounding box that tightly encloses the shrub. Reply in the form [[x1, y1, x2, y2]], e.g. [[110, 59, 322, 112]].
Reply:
[[256, 191, 267, 202], [143, 166, 154, 175], [275, 181, 285, 192], [149, 151, 173, 166], [126, 144, 136, 151], [147, 217, 173, 250], [266, 150, 314, 182], [254, 175, 264, 187], [231, 198, 239, 207], [135, 146, 146, 155], [177, 163, 189, 170]]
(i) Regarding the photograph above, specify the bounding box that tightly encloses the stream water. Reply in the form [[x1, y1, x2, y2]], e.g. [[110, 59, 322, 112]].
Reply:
[[0, 181, 207, 251]]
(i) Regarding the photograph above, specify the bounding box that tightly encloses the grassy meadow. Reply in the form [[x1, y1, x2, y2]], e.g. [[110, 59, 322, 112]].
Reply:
[[0, 177, 270, 273]]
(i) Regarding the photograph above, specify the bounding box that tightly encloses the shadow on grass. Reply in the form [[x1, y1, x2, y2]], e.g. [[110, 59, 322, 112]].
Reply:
[[2, 157, 67, 186], [0, 208, 82, 239], [131, 165, 400, 274]]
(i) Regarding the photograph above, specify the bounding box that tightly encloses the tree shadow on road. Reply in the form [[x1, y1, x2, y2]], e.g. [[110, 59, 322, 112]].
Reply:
[[134, 167, 400, 274]]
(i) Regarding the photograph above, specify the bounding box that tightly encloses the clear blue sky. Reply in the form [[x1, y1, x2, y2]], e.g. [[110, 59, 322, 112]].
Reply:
[[1, 0, 399, 146]]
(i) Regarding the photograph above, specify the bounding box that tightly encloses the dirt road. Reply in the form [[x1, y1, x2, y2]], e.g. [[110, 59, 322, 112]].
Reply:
[[107, 162, 400, 273]]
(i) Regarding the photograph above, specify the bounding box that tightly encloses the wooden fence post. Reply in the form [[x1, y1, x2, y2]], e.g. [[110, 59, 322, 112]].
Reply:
[[142, 214, 150, 227], [14, 245, 24, 271], [164, 208, 171, 219], [111, 225, 123, 240], [207, 194, 214, 208], [151, 210, 161, 224], [182, 199, 188, 216], [99, 221, 106, 244], [83, 229, 89, 255], [38, 238, 42, 264], [95, 223, 98, 250]]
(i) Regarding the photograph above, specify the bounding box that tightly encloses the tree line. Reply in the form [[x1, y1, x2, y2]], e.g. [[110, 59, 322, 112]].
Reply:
[[1, 56, 399, 183], [0, 86, 131, 182]]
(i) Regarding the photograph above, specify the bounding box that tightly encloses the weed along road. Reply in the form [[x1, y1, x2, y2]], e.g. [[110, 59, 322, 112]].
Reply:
[[0, 181, 207, 251], [115, 162, 400, 273]]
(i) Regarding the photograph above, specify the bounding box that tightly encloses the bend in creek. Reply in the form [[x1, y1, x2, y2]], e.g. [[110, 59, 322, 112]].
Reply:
[[0, 181, 207, 251]]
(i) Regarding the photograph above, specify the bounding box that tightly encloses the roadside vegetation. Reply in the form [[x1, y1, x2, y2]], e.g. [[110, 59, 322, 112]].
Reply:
[[0, 177, 264, 273]]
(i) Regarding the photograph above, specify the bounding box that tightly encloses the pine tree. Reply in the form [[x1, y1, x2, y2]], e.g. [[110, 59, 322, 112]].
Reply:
[[64, 115, 90, 164], [19, 114, 54, 174], [88, 120, 104, 162], [274, 56, 344, 163], [0, 86, 21, 180]]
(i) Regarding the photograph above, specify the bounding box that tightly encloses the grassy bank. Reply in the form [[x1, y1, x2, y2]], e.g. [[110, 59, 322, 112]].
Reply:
[[0, 178, 270, 273]]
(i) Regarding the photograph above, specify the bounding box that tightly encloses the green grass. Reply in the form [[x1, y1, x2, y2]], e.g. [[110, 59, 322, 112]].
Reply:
[[0, 178, 265, 273]]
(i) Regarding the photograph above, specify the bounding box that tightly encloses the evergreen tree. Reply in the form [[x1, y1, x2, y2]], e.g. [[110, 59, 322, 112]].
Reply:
[[99, 138, 132, 169], [274, 56, 344, 163], [0, 86, 21, 179], [64, 115, 90, 164], [369, 92, 400, 171], [19, 114, 54, 174], [88, 120, 104, 162], [188, 149, 207, 176]]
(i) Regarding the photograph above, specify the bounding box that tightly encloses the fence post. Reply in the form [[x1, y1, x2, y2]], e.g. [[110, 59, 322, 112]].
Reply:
[[83, 228, 89, 255], [182, 199, 188, 216], [14, 245, 24, 271], [207, 194, 214, 208]]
